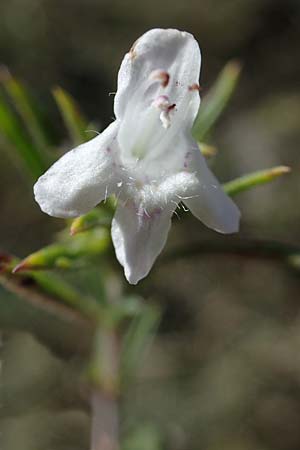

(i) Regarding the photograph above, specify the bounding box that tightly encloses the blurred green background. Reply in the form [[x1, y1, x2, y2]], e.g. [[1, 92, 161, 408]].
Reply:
[[1, 0, 300, 449]]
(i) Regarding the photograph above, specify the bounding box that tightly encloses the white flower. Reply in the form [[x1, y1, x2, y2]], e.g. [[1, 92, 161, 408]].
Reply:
[[34, 28, 240, 285]]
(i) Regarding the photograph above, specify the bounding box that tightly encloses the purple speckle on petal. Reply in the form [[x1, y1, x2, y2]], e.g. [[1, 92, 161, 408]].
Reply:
[[184, 151, 192, 169]]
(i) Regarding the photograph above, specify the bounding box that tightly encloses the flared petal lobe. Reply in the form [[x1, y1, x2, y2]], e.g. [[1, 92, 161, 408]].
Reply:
[[114, 28, 201, 123], [34, 121, 119, 218], [111, 200, 174, 285], [111, 171, 203, 284], [183, 143, 240, 233]]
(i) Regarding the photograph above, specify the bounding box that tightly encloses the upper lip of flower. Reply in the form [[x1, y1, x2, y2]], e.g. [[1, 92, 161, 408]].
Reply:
[[33, 28, 240, 285]]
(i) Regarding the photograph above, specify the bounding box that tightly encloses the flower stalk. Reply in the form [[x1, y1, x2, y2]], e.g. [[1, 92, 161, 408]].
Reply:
[[89, 325, 121, 450], [91, 389, 120, 450]]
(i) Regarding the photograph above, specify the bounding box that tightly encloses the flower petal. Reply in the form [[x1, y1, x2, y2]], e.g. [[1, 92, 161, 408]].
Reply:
[[34, 121, 119, 218], [114, 28, 201, 122], [111, 200, 173, 284], [183, 148, 240, 233]]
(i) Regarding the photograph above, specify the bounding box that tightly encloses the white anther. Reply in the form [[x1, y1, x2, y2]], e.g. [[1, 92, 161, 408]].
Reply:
[[151, 94, 176, 128], [151, 95, 176, 129], [159, 111, 171, 129]]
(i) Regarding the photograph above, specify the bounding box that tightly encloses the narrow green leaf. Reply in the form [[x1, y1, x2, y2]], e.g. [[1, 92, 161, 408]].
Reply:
[[199, 142, 217, 158], [120, 304, 161, 385], [0, 253, 101, 321], [223, 166, 291, 197], [93, 295, 146, 330], [123, 424, 164, 450], [53, 87, 88, 145], [31, 271, 102, 319], [193, 60, 242, 141], [13, 228, 110, 272], [0, 93, 47, 178], [1, 70, 52, 156], [70, 208, 112, 235], [287, 254, 300, 271]]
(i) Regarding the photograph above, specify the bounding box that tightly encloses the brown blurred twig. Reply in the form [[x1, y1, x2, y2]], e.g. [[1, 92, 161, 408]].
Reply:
[[0, 270, 89, 328], [163, 238, 300, 268]]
